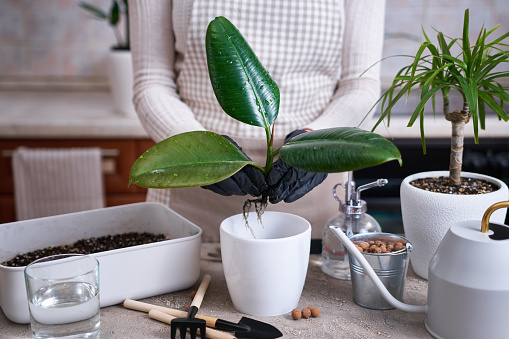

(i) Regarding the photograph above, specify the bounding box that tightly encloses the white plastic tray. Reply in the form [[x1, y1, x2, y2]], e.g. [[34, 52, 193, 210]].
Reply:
[[0, 202, 202, 324]]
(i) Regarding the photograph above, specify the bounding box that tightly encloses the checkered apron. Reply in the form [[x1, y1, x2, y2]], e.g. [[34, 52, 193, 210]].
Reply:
[[177, 0, 344, 140], [166, 0, 346, 241]]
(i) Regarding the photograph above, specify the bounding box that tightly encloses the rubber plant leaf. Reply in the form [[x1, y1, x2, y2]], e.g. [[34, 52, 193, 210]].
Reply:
[[279, 127, 402, 173], [129, 131, 258, 188], [206, 16, 280, 129]]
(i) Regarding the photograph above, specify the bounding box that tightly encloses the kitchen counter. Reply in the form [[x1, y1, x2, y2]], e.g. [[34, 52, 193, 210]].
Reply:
[[0, 91, 507, 140], [0, 243, 431, 339], [0, 91, 148, 139]]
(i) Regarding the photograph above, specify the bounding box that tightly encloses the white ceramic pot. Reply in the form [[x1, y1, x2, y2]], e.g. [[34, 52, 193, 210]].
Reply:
[[107, 50, 137, 118], [400, 171, 508, 279], [220, 211, 311, 316]]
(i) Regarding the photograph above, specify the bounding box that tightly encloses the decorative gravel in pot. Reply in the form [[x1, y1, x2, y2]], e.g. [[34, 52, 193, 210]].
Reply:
[[411, 177, 499, 195]]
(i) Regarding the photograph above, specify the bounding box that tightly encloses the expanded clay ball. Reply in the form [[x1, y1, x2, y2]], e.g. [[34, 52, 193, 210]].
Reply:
[[292, 306, 320, 320], [291, 309, 302, 320], [190, 290, 197, 300], [301, 308, 311, 319], [359, 242, 370, 250], [394, 242, 405, 251], [354, 239, 407, 254]]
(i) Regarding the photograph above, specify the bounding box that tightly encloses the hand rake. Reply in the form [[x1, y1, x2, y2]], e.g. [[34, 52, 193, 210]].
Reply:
[[171, 274, 211, 339]]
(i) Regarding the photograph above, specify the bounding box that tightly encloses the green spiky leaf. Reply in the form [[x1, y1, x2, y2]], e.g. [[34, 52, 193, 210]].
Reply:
[[78, 3, 107, 19]]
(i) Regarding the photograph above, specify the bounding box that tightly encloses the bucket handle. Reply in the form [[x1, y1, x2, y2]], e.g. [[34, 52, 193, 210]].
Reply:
[[481, 201, 509, 233]]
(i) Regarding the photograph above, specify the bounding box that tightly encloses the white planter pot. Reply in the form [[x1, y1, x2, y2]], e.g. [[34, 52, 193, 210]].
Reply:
[[401, 171, 508, 279], [107, 50, 137, 118], [0, 203, 201, 324], [220, 211, 311, 316]]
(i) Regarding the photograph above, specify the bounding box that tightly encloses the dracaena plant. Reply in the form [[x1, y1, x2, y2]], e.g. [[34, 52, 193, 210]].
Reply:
[[129, 17, 401, 212], [372, 9, 509, 186], [79, 0, 129, 50]]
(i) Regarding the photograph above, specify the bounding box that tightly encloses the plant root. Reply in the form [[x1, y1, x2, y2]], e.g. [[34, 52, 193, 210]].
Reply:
[[242, 195, 268, 238]]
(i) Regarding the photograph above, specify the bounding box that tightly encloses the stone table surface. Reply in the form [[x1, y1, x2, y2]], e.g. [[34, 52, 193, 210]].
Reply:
[[0, 243, 432, 339]]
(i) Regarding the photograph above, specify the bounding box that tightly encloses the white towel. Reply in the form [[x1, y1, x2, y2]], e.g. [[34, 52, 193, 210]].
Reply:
[[12, 147, 105, 220]]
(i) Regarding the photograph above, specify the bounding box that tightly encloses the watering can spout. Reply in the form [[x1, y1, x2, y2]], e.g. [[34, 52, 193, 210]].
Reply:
[[329, 226, 426, 313]]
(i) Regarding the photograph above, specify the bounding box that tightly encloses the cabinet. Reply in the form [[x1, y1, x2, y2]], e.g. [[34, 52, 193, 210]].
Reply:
[[0, 138, 155, 224]]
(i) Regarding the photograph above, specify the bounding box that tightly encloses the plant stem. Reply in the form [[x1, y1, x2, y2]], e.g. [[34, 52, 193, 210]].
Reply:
[[124, 10, 130, 49], [446, 102, 470, 186], [264, 124, 275, 173], [442, 88, 450, 118], [113, 26, 124, 47], [449, 120, 464, 186], [265, 145, 274, 173]]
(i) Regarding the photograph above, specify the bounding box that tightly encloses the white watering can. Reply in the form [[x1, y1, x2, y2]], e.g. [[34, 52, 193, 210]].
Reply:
[[330, 201, 509, 339]]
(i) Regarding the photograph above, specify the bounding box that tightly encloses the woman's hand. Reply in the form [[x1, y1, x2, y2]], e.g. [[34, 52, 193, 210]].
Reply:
[[267, 130, 328, 203], [201, 135, 268, 197]]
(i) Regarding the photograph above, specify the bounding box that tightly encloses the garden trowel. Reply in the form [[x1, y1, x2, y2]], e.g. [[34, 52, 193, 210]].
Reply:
[[124, 299, 282, 338]]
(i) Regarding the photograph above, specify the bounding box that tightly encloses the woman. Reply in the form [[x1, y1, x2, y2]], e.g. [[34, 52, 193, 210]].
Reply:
[[128, 0, 385, 241]]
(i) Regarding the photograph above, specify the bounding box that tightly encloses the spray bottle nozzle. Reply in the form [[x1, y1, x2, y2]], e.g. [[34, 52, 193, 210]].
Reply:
[[332, 172, 388, 215], [355, 178, 388, 201]]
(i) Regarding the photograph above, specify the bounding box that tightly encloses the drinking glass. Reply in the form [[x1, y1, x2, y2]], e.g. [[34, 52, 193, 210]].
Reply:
[[24, 254, 100, 338]]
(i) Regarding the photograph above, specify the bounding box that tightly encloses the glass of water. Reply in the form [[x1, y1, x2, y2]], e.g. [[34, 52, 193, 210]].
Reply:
[[24, 254, 100, 339]]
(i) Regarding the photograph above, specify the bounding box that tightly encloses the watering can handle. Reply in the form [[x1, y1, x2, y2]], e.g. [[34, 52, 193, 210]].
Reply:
[[481, 201, 509, 233], [329, 226, 426, 313]]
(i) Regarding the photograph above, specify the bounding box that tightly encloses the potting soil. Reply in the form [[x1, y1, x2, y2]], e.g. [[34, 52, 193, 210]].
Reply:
[[1, 232, 168, 267]]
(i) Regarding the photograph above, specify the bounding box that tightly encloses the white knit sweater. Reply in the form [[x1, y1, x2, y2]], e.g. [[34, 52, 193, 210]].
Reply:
[[128, 0, 385, 143]]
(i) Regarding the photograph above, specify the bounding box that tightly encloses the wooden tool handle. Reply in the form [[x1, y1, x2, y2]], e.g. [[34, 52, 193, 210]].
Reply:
[[123, 299, 218, 328], [191, 274, 211, 309], [148, 310, 235, 339], [124, 299, 186, 317]]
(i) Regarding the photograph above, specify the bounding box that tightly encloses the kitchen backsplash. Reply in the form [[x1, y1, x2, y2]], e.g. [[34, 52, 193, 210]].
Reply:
[[0, 0, 508, 89], [0, 0, 118, 89]]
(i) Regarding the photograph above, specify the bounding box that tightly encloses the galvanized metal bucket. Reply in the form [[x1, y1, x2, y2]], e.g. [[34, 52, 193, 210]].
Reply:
[[348, 232, 413, 310]]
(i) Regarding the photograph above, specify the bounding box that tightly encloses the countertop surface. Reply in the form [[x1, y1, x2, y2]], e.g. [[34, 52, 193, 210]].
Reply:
[[0, 91, 507, 140], [0, 91, 148, 139], [0, 243, 432, 339]]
